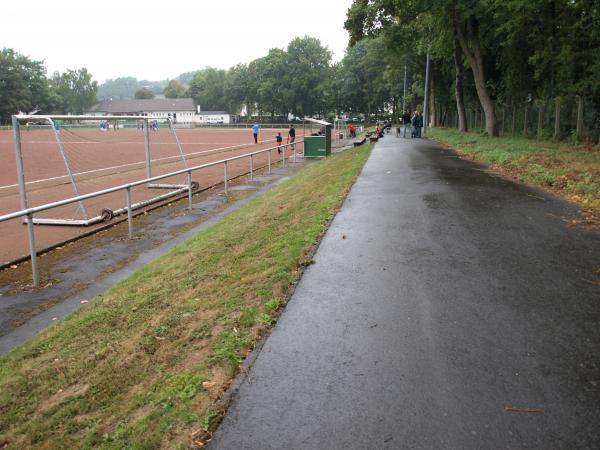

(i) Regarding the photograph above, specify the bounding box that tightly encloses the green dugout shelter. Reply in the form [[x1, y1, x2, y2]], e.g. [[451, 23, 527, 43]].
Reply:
[[303, 118, 332, 157]]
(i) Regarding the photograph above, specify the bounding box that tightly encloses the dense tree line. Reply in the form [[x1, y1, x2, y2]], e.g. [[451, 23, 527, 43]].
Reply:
[[0, 49, 98, 123], [5, 6, 598, 142], [344, 0, 600, 142], [1, 35, 414, 124]]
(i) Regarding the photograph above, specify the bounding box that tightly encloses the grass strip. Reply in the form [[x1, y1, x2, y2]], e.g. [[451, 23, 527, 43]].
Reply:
[[427, 128, 600, 212], [0, 143, 373, 449]]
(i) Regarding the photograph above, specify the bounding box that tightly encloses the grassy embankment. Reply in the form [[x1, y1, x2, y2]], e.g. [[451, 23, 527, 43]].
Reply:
[[427, 128, 600, 216], [0, 143, 373, 449]]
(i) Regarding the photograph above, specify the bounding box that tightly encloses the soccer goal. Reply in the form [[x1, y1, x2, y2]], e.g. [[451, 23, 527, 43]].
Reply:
[[11, 114, 196, 226]]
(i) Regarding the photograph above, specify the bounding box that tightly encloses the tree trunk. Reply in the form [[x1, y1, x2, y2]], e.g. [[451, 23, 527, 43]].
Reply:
[[429, 71, 437, 127], [501, 108, 505, 135], [553, 97, 561, 140], [537, 102, 544, 140], [511, 104, 516, 136], [455, 17, 497, 136], [576, 95, 584, 142], [523, 103, 528, 136]]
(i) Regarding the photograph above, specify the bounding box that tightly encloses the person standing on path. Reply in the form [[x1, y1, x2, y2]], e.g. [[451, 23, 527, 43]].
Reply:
[[416, 112, 423, 138], [402, 111, 412, 138], [252, 122, 260, 144]]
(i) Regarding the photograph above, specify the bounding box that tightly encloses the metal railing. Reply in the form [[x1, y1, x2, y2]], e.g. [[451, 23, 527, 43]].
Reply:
[[0, 138, 304, 286]]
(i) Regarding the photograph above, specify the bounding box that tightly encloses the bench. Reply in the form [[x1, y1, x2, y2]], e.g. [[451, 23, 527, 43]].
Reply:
[[353, 137, 367, 147]]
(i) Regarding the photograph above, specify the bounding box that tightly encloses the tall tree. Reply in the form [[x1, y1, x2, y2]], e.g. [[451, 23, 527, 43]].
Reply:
[[188, 68, 227, 111], [286, 36, 332, 117], [224, 64, 251, 116], [0, 49, 31, 122], [163, 79, 187, 98], [345, 0, 499, 135], [134, 87, 154, 99], [255, 49, 291, 118], [51, 68, 98, 114]]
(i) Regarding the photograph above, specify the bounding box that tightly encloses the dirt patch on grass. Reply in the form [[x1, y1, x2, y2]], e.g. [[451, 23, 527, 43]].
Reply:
[[38, 383, 90, 413]]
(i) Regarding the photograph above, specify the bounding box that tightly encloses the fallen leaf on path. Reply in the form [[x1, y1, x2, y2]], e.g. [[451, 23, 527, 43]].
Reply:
[[202, 381, 217, 389]]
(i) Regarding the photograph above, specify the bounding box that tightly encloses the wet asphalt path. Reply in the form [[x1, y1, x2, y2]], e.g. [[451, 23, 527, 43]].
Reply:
[[209, 136, 600, 449]]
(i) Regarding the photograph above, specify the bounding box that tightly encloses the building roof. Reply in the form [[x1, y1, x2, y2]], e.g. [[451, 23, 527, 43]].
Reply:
[[89, 98, 196, 113], [198, 111, 229, 115]]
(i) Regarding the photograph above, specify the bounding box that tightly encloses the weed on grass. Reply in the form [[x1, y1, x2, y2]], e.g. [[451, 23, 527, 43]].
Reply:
[[0, 144, 373, 449]]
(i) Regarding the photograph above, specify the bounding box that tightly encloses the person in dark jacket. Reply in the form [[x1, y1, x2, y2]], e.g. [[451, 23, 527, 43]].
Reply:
[[402, 111, 411, 138], [416, 112, 424, 138]]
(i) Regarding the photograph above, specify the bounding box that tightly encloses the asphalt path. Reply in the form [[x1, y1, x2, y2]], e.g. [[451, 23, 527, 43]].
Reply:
[[208, 134, 600, 449]]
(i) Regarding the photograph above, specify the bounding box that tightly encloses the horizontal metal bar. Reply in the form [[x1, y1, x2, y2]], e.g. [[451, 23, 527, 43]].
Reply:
[[148, 183, 187, 189], [0, 140, 304, 223], [32, 217, 104, 226]]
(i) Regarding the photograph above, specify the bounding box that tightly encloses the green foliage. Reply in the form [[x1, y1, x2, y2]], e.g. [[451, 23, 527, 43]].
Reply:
[[188, 67, 227, 111], [163, 79, 187, 98], [286, 36, 333, 117], [0, 49, 32, 122], [0, 48, 64, 122], [134, 87, 155, 99], [51, 68, 98, 113], [97, 76, 140, 100], [344, 0, 600, 139]]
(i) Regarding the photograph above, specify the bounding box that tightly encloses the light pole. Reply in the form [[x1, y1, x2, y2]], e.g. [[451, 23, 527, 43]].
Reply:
[[403, 63, 407, 113], [423, 53, 430, 135]]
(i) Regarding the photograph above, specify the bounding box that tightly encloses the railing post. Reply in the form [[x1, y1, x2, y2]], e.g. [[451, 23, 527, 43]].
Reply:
[[268, 150, 271, 174], [144, 119, 151, 178], [26, 212, 39, 287], [282, 145, 286, 168], [250, 154, 254, 181], [126, 186, 133, 239], [12, 116, 28, 212], [187, 171, 193, 210], [224, 161, 228, 194]]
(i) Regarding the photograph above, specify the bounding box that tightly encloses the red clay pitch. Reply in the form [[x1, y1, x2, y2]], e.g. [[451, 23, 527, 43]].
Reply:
[[0, 126, 306, 263]]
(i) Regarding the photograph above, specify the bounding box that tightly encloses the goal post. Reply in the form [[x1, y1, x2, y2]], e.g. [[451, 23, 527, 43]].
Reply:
[[11, 114, 193, 226]]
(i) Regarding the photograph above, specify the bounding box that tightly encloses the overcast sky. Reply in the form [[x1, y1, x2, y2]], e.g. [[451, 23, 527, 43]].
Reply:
[[2, 0, 354, 84]]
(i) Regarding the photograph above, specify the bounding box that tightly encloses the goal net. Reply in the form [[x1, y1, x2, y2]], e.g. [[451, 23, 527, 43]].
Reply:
[[11, 115, 194, 226]]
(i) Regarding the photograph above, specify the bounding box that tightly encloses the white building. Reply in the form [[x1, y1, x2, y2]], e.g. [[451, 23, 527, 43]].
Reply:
[[87, 98, 231, 124]]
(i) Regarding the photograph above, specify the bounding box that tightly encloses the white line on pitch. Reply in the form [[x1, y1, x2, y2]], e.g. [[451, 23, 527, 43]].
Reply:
[[0, 139, 278, 191]]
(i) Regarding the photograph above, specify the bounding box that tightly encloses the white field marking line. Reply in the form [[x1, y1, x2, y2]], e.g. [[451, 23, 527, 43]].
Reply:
[[0, 138, 278, 191]]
